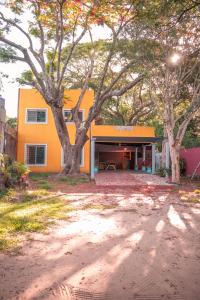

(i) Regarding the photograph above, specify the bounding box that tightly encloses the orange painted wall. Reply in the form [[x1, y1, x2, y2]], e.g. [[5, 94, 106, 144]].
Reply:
[[17, 88, 94, 173], [92, 125, 155, 138], [17, 88, 156, 173]]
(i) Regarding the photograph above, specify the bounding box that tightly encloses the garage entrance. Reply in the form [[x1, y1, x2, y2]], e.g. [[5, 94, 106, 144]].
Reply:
[[90, 136, 162, 179], [96, 142, 152, 171]]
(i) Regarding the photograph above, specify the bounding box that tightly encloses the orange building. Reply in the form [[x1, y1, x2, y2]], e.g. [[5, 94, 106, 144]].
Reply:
[[17, 88, 160, 177]]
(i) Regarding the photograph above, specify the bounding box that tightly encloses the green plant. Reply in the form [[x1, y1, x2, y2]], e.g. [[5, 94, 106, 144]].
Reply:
[[157, 167, 171, 177], [180, 158, 186, 176], [0, 154, 30, 188]]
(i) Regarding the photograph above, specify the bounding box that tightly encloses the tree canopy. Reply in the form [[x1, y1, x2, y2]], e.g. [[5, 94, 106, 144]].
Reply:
[[0, 0, 200, 180]]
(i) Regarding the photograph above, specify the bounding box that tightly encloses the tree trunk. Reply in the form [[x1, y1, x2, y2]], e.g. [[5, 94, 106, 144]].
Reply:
[[50, 105, 83, 175], [165, 122, 181, 184], [170, 145, 180, 184], [161, 126, 168, 168], [63, 144, 82, 175]]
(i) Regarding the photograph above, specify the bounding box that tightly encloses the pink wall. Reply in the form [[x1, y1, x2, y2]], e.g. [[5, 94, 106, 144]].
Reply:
[[180, 147, 200, 176]]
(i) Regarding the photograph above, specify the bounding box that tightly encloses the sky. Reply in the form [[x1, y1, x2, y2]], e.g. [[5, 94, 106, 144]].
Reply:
[[0, 61, 27, 118], [0, 4, 110, 118]]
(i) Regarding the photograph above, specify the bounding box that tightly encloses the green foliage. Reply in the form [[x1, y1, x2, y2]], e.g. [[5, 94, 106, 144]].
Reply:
[[157, 158, 186, 177], [0, 154, 30, 188], [157, 167, 171, 177], [0, 46, 16, 62], [182, 134, 200, 149], [6, 117, 17, 128], [180, 158, 186, 176], [17, 70, 34, 85], [182, 118, 200, 148]]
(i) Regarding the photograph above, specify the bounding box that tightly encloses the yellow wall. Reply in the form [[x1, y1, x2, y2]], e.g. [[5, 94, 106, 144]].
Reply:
[[17, 88, 94, 173], [17, 88, 155, 173], [92, 125, 155, 138]]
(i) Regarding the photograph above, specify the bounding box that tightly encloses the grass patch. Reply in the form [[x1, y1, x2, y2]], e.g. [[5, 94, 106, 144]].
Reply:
[[0, 190, 74, 252], [22, 189, 50, 201], [194, 189, 200, 194], [83, 203, 118, 210], [29, 173, 52, 190], [181, 197, 200, 203], [37, 180, 52, 190], [58, 175, 90, 185], [179, 190, 200, 203], [29, 172, 49, 182]]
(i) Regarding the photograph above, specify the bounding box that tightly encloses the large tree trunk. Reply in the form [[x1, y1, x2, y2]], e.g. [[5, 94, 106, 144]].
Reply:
[[63, 144, 81, 175], [161, 126, 168, 168], [167, 125, 180, 184], [170, 144, 180, 184], [50, 105, 83, 175]]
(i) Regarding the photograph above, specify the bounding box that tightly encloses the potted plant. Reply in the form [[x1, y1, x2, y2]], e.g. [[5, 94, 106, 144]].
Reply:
[[94, 166, 99, 173], [141, 161, 146, 172], [146, 162, 152, 173]]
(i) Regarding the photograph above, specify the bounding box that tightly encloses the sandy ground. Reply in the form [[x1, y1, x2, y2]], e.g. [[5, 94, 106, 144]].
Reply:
[[0, 187, 200, 300]]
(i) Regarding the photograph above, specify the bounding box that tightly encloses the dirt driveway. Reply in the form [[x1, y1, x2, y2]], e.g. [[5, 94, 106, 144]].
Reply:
[[0, 186, 199, 300]]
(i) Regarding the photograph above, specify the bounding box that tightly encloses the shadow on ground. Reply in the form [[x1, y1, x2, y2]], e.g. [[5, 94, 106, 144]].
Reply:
[[0, 186, 199, 300]]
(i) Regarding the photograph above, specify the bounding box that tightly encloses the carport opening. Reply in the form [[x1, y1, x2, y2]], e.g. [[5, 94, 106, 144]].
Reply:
[[95, 142, 153, 172]]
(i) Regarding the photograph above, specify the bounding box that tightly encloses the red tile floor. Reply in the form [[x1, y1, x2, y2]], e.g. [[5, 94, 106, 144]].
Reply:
[[95, 171, 172, 186]]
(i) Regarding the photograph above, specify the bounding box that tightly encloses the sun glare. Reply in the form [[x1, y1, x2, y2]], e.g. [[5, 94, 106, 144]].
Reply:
[[170, 53, 181, 64]]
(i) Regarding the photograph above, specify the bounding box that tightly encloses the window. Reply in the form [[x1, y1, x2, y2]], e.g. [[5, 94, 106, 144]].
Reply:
[[25, 144, 46, 165], [26, 109, 47, 123], [63, 110, 83, 123], [61, 147, 84, 167]]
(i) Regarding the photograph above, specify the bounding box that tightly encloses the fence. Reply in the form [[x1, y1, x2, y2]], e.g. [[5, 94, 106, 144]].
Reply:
[[180, 147, 200, 176]]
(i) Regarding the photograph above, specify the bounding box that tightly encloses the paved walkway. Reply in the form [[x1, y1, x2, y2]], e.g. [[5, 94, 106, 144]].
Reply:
[[95, 171, 171, 186]]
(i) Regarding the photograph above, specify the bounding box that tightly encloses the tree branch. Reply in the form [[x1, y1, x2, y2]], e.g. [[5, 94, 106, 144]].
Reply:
[[100, 74, 144, 102], [100, 59, 137, 99]]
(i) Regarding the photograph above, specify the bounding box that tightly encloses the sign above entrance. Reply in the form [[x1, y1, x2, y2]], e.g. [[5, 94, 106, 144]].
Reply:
[[116, 126, 133, 131]]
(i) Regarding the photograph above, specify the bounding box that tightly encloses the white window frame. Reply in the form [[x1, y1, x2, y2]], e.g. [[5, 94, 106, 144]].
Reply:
[[63, 109, 84, 124], [25, 108, 48, 124], [61, 146, 84, 168], [25, 144, 47, 166]]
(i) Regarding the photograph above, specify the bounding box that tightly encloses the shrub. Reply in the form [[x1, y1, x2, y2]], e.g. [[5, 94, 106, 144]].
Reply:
[[157, 158, 186, 177], [180, 158, 186, 176], [0, 154, 30, 188], [157, 167, 171, 177]]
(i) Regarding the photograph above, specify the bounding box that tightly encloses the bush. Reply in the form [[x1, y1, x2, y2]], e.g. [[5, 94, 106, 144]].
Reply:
[[0, 154, 30, 188], [157, 167, 171, 177], [157, 158, 186, 177], [180, 158, 186, 176]]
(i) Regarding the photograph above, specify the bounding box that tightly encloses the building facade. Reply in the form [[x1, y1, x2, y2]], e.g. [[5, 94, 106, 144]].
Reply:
[[17, 88, 160, 176]]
